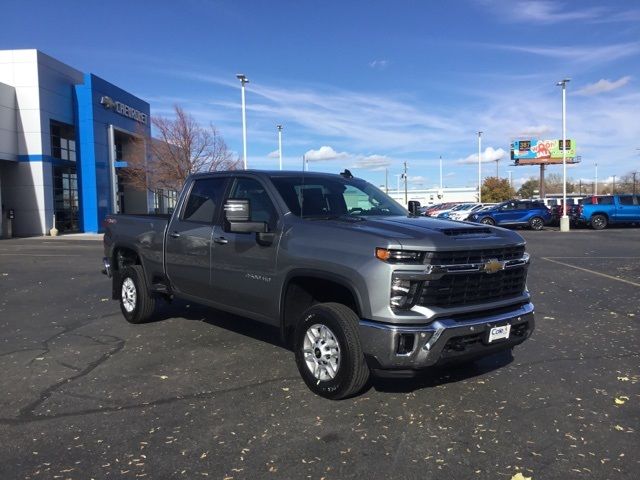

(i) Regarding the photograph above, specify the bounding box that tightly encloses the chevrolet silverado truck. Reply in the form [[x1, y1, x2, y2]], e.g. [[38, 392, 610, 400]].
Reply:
[[102, 170, 534, 399], [573, 194, 640, 229]]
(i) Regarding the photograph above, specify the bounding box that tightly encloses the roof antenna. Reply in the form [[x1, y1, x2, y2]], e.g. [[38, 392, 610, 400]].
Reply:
[[340, 169, 353, 179]]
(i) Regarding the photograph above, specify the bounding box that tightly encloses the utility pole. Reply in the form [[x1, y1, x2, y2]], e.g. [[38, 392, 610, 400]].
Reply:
[[277, 125, 283, 170], [477, 131, 482, 203], [439, 155, 443, 190], [385, 168, 388, 194], [403, 161, 408, 206]]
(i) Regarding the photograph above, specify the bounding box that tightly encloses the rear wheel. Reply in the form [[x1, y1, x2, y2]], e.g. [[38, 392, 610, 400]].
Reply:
[[591, 214, 608, 230], [480, 217, 495, 226], [529, 216, 544, 231], [294, 303, 369, 400], [119, 265, 156, 324]]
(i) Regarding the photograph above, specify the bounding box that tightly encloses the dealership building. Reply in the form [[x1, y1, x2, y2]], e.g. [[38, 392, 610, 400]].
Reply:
[[0, 49, 168, 237]]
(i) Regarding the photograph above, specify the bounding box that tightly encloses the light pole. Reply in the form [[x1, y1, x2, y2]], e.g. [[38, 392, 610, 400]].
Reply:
[[439, 155, 443, 190], [612, 175, 616, 194], [395, 174, 401, 194], [557, 78, 570, 232], [595, 163, 598, 195], [236, 74, 249, 170], [507, 170, 513, 189], [277, 124, 283, 170], [477, 131, 483, 203]]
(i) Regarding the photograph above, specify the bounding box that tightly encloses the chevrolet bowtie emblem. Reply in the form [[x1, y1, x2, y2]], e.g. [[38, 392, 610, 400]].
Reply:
[[483, 259, 505, 274]]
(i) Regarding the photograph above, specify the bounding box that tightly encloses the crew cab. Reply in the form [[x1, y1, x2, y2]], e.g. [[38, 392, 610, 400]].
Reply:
[[468, 200, 552, 231], [573, 194, 640, 229], [102, 170, 535, 399]]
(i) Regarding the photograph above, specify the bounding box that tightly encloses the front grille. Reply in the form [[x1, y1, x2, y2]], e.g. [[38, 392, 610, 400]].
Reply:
[[424, 246, 525, 266], [419, 266, 527, 307]]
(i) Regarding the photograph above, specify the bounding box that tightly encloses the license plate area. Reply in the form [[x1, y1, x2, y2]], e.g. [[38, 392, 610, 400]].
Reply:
[[486, 324, 511, 343]]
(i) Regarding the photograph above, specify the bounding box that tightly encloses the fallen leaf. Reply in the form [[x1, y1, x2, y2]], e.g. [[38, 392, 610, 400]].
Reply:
[[511, 473, 532, 480], [614, 396, 629, 405], [617, 376, 629, 382], [614, 425, 624, 431]]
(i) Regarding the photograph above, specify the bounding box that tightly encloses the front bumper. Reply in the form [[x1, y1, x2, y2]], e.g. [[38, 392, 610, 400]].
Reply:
[[359, 302, 534, 374]]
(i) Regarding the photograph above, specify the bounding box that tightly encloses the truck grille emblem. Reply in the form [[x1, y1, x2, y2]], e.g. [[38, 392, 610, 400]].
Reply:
[[482, 259, 505, 274]]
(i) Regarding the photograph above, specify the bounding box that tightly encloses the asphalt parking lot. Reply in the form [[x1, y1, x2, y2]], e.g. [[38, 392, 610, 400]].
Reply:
[[0, 229, 638, 479]]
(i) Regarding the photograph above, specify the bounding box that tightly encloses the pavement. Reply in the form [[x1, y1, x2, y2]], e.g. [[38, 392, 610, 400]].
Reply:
[[0, 229, 638, 479]]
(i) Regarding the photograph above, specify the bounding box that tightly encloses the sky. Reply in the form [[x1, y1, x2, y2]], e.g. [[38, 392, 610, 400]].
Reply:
[[1, 0, 639, 190]]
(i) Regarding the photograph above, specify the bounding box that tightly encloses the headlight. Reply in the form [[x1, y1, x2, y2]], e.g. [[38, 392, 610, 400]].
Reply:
[[375, 248, 424, 264], [390, 275, 422, 310]]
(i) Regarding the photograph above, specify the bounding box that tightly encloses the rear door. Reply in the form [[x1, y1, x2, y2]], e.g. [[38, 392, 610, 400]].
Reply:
[[165, 177, 228, 299], [209, 176, 282, 322], [493, 201, 519, 225]]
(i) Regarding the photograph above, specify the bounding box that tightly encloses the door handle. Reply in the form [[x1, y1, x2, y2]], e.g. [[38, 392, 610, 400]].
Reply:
[[169, 231, 181, 238], [213, 236, 228, 245]]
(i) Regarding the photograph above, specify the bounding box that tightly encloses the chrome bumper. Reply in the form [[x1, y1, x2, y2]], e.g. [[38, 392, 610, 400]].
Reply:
[[359, 302, 534, 371]]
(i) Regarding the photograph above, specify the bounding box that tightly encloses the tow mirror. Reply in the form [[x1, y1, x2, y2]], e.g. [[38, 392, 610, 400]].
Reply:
[[408, 200, 421, 215], [224, 199, 268, 235]]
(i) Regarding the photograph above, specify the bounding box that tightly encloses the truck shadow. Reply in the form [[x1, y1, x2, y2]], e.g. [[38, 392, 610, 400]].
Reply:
[[370, 350, 514, 394], [154, 299, 286, 350]]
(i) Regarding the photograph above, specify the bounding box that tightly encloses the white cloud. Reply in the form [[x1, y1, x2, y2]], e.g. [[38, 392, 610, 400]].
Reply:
[[457, 147, 506, 164], [304, 146, 349, 162], [576, 76, 631, 96], [369, 59, 389, 69], [267, 149, 279, 158], [407, 175, 427, 185], [517, 125, 552, 137], [352, 154, 392, 171], [483, 41, 640, 65]]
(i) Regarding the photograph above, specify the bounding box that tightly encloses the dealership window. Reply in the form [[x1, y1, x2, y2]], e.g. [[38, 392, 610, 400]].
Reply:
[[154, 189, 178, 214], [50, 121, 76, 161]]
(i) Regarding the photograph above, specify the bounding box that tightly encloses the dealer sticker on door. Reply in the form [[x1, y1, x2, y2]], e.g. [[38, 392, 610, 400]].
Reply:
[[488, 324, 511, 343]]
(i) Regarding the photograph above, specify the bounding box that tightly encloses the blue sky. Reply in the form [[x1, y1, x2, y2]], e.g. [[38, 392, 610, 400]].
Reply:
[[2, 0, 639, 189]]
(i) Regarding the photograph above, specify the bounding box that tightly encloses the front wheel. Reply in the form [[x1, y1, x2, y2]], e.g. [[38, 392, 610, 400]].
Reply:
[[529, 216, 545, 231], [294, 303, 370, 400], [119, 265, 156, 324], [591, 214, 608, 230], [480, 217, 495, 226]]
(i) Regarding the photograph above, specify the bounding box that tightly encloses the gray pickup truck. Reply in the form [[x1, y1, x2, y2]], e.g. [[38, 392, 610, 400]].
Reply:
[[102, 170, 534, 399]]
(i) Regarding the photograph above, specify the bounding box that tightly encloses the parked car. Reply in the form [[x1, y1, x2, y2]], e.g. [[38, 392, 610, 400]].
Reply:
[[426, 202, 459, 217], [102, 170, 535, 399], [467, 200, 552, 230], [441, 203, 486, 221], [572, 194, 640, 229]]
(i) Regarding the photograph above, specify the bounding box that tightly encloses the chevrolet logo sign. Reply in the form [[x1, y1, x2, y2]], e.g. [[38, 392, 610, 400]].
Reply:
[[482, 259, 505, 274]]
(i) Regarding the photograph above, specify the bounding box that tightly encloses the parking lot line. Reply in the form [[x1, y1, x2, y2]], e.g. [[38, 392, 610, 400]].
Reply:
[[540, 257, 640, 288], [0, 253, 82, 257]]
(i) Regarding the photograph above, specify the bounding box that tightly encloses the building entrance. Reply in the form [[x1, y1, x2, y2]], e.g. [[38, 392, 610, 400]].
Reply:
[[53, 165, 79, 232]]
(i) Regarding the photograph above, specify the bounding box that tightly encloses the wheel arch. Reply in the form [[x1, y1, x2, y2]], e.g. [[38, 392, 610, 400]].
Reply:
[[279, 269, 364, 346]]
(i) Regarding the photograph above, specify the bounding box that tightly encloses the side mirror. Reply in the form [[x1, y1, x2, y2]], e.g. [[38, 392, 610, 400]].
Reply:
[[408, 200, 421, 215], [224, 199, 267, 233]]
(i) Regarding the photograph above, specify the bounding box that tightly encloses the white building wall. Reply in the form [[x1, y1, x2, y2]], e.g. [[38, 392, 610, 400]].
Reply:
[[388, 187, 479, 208], [0, 50, 84, 236]]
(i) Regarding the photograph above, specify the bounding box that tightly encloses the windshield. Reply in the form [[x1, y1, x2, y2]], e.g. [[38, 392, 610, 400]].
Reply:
[[270, 175, 407, 218]]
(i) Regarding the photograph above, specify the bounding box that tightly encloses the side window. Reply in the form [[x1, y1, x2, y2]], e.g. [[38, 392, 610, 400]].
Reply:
[[228, 178, 278, 230], [599, 196, 614, 205], [619, 195, 634, 206], [182, 178, 227, 223], [516, 202, 528, 210]]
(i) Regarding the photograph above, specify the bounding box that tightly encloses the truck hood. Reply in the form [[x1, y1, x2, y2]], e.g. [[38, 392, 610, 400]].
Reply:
[[321, 215, 525, 250]]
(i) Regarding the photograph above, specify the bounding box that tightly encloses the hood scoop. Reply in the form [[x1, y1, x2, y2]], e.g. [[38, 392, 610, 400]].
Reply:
[[439, 227, 492, 236]]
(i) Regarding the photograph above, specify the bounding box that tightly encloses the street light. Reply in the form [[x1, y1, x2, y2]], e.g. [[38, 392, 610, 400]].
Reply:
[[236, 73, 249, 170], [594, 162, 598, 195], [277, 125, 283, 170], [556, 78, 570, 232], [477, 131, 482, 203]]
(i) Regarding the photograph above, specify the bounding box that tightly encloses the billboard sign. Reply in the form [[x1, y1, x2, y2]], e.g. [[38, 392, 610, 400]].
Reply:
[[511, 138, 576, 165]]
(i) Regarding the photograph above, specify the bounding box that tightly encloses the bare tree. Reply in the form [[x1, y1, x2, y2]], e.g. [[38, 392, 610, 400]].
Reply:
[[122, 106, 241, 193]]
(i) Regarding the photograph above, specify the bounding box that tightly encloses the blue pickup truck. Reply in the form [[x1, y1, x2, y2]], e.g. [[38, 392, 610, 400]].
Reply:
[[573, 194, 640, 229]]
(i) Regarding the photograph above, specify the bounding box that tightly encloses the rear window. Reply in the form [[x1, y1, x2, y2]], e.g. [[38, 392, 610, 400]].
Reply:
[[619, 195, 634, 206]]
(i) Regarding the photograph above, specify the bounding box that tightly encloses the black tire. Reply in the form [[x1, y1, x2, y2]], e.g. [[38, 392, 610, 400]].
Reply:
[[480, 217, 495, 226], [529, 216, 544, 231], [294, 303, 370, 400], [591, 214, 607, 230], [119, 265, 156, 324]]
